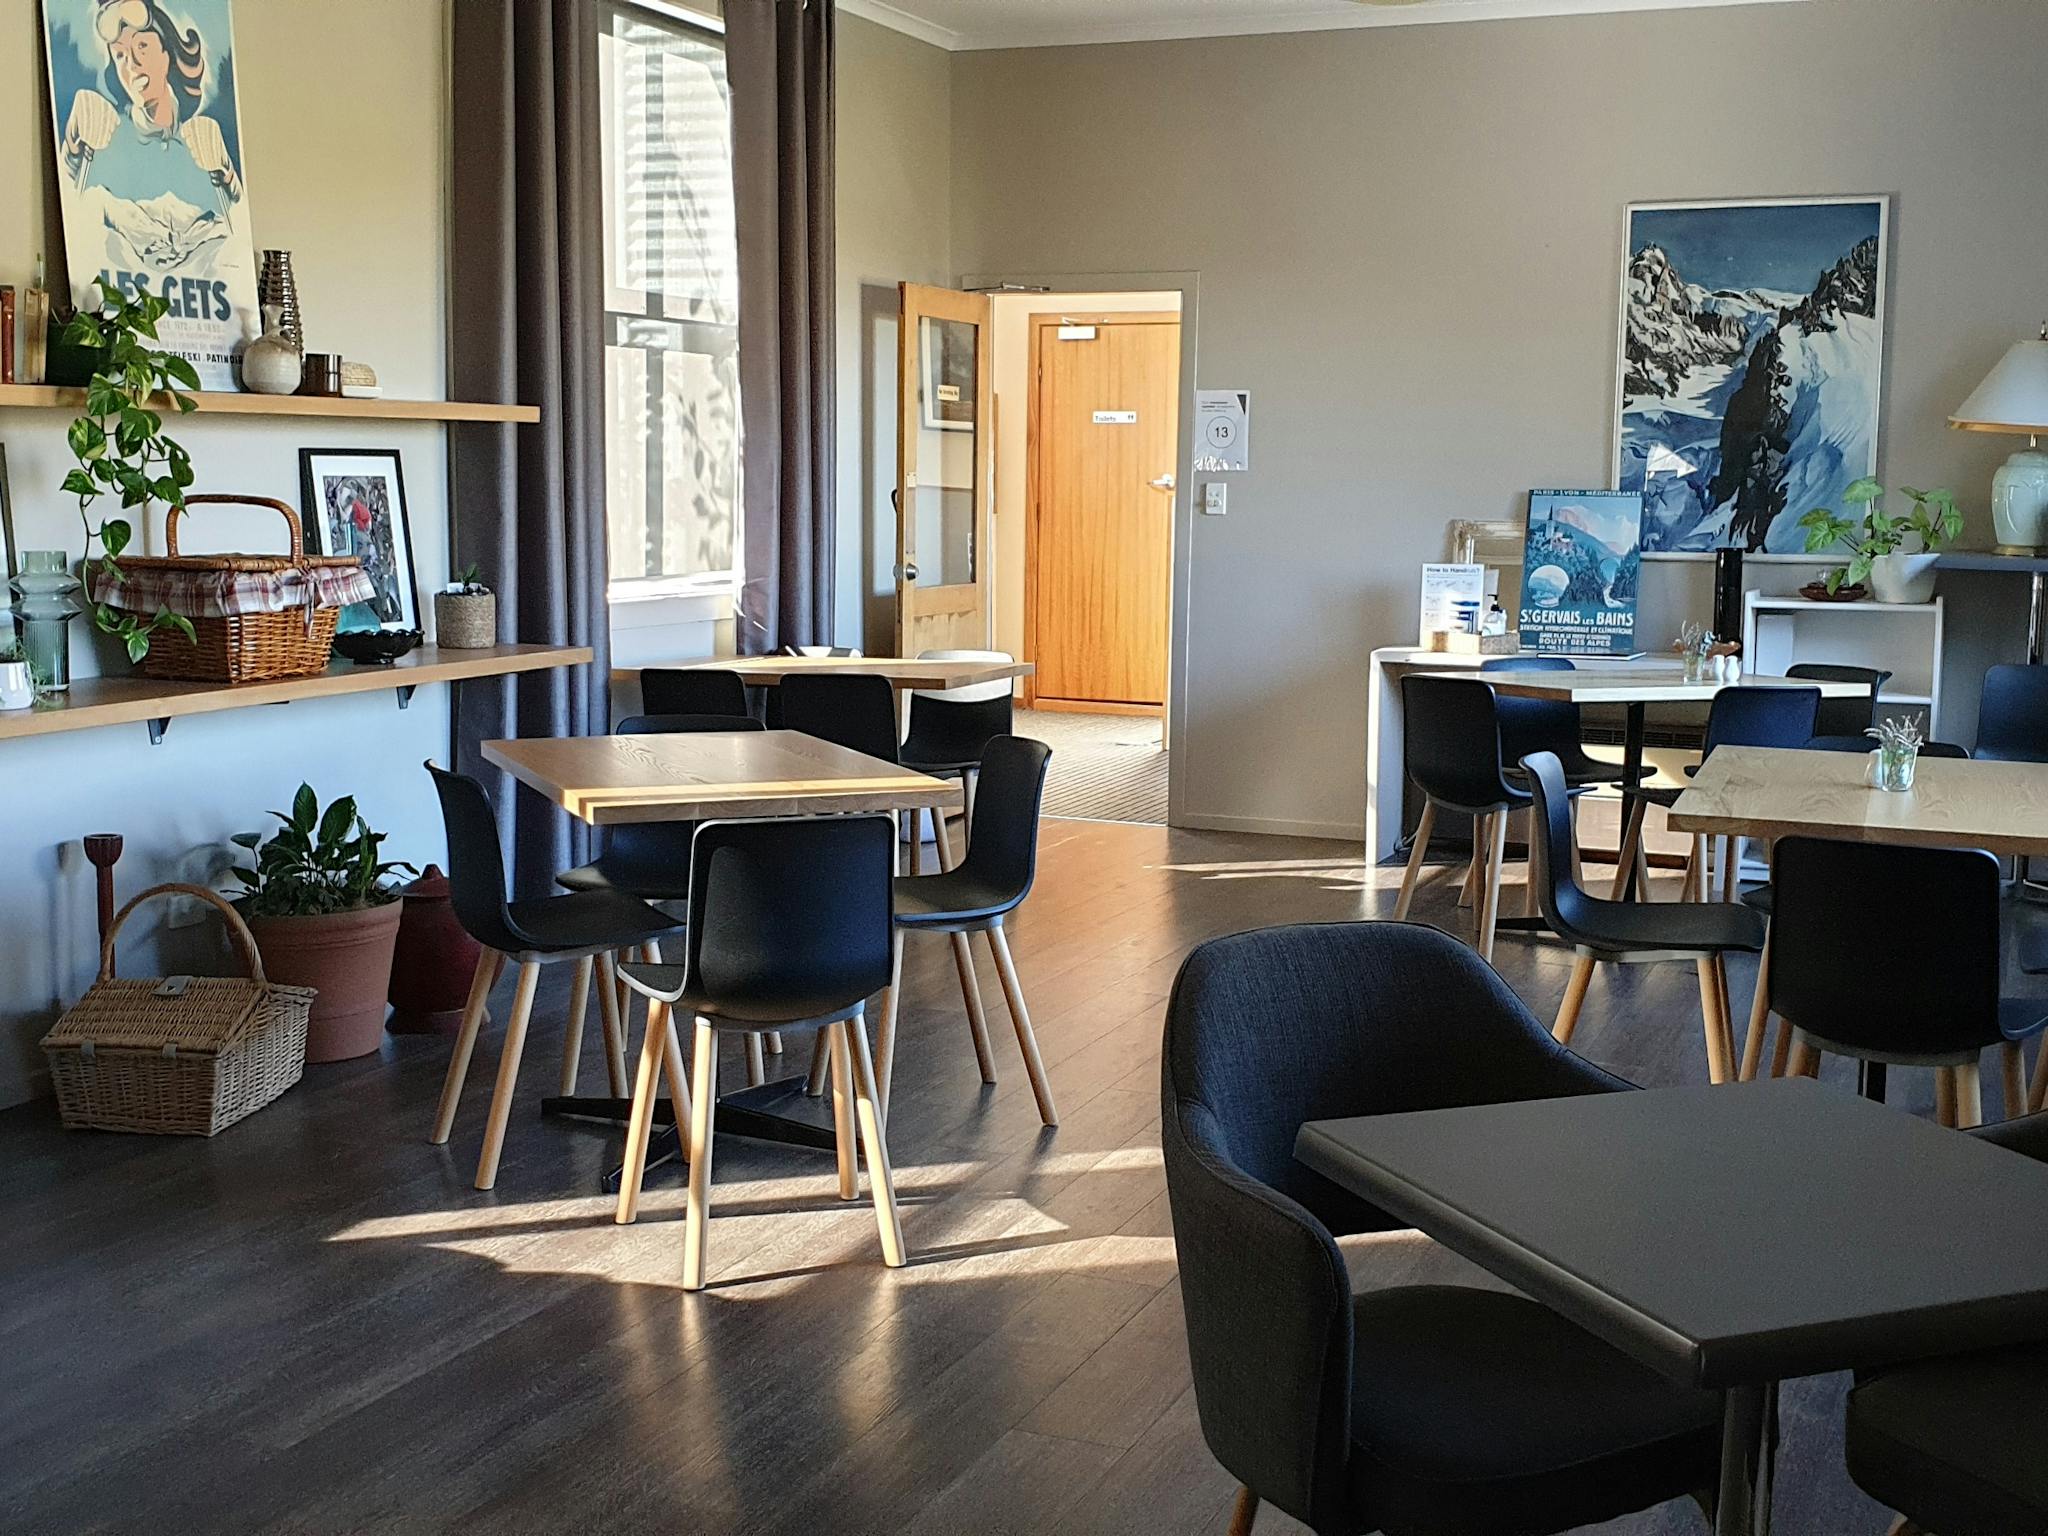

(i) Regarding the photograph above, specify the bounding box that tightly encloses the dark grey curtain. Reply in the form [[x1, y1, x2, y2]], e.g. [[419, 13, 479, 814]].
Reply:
[[729, 0, 837, 654], [448, 0, 609, 896]]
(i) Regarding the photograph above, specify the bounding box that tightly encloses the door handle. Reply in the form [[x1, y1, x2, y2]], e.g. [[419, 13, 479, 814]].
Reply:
[[902, 562, 919, 582], [1149, 474, 1176, 491]]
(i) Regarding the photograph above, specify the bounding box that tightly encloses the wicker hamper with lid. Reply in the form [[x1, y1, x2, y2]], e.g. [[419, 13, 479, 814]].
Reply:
[[86, 493, 375, 684], [41, 884, 316, 1135]]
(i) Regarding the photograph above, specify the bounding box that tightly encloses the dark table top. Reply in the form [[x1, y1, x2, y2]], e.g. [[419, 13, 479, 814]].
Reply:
[[1295, 1078, 2048, 1388]]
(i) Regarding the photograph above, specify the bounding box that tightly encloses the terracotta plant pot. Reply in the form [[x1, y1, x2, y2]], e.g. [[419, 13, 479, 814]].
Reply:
[[244, 900, 403, 1063], [386, 864, 486, 1034]]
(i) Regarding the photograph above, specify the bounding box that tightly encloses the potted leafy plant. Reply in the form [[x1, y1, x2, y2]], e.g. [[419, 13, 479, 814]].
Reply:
[[434, 564, 497, 649], [1798, 479, 1963, 604], [60, 278, 201, 661], [231, 784, 415, 1063]]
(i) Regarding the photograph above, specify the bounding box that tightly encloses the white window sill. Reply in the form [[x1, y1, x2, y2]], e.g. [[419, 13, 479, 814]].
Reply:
[[608, 584, 736, 631]]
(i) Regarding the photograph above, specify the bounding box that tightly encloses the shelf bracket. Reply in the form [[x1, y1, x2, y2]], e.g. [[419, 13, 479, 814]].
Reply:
[[396, 685, 417, 711], [147, 717, 170, 746]]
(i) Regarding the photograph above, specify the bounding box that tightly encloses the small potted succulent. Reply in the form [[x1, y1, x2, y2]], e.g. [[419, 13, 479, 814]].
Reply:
[[434, 564, 497, 649], [0, 637, 33, 711], [231, 785, 414, 1063], [1799, 479, 1963, 604]]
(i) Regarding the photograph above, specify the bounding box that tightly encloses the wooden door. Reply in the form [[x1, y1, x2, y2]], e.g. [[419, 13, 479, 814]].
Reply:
[[1027, 314, 1180, 711], [896, 283, 994, 656]]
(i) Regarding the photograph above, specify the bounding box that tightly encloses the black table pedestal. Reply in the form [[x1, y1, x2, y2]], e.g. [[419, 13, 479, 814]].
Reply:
[[1715, 1381, 1779, 1535], [543, 1074, 841, 1195]]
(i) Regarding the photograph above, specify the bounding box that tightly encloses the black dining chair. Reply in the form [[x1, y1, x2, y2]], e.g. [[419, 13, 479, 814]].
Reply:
[[424, 763, 682, 1190], [1786, 662, 1892, 738], [1162, 921, 1724, 1536], [1523, 752, 1766, 1084], [614, 814, 903, 1289], [778, 671, 901, 763], [1843, 1111, 2048, 1536], [1975, 664, 2048, 762], [763, 646, 862, 727], [1770, 837, 2048, 1126], [1395, 674, 1531, 961], [1480, 656, 1643, 788], [898, 649, 1015, 855], [1616, 684, 1821, 903], [875, 735, 1057, 1127], [638, 668, 751, 720]]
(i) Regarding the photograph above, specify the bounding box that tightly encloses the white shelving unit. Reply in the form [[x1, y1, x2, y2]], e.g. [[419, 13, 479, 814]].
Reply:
[[1743, 593, 1945, 735]]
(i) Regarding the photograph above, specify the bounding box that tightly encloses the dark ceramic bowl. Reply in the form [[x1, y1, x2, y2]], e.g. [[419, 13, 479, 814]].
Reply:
[[334, 628, 423, 665]]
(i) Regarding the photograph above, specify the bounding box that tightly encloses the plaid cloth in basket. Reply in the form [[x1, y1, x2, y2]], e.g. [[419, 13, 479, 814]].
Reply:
[[88, 562, 374, 620]]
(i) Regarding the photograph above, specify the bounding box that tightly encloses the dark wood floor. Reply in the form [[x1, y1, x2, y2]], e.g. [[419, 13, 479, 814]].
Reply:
[[5, 817, 2039, 1534]]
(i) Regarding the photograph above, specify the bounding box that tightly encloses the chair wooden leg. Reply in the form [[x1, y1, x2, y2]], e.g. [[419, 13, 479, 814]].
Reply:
[[475, 961, 541, 1190], [2032, 1038, 2048, 1114], [1954, 1059, 1985, 1130], [1720, 836, 1740, 903], [660, 1008, 692, 1128], [829, 1019, 859, 1201], [933, 801, 958, 870], [874, 929, 906, 1123], [595, 951, 629, 1098], [844, 1012, 906, 1268], [1476, 810, 1508, 963], [614, 997, 671, 1225], [557, 955, 594, 1096], [907, 810, 925, 875], [951, 934, 998, 1084], [1552, 953, 1596, 1045], [1634, 831, 1653, 903], [1935, 1066, 1958, 1128], [1682, 835, 1705, 903], [1227, 1486, 1259, 1536], [962, 769, 978, 846], [431, 948, 502, 1144], [1770, 1018, 1795, 1079], [1611, 800, 1645, 900], [682, 1017, 720, 1291], [745, 1032, 767, 1087], [1712, 953, 1738, 1075], [806, 1028, 832, 1097], [988, 924, 1058, 1125], [1392, 801, 1436, 921], [1695, 957, 1732, 1085], [1458, 818, 1483, 910], [2002, 1041, 2027, 1120], [1786, 1035, 1820, 1081], [1739, 934, 1773, 1083]]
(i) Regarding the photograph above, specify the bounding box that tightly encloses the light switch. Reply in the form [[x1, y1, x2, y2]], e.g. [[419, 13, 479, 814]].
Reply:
[[1201, 483, 1227, 516]]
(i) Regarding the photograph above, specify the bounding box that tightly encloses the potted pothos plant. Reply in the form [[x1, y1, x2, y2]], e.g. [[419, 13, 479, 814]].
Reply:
[[232, 785, 415, 1063], [1798, 478, 1963, 604], [60, 277, 202, 661]]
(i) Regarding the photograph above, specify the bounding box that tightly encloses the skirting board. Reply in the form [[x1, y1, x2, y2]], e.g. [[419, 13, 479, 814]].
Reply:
[[1176, 810, 1365, 841]]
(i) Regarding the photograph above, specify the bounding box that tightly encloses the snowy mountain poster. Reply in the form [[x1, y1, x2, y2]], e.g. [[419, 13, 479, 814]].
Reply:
[[43, 0, 259, 391], [1615, 197, 1887, 555], [1519, 490, 1642, 657]]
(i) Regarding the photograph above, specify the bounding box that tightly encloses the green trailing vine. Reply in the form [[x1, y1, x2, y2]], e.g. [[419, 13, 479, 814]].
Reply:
[[60, 278, 202, 661]]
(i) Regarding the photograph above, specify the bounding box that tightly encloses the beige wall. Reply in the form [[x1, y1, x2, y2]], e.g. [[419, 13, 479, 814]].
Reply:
[[834, 12, 954, 653], [950, 0, 2048, 836], [988, 290, 1180, 664], [0, 0, 452, 1106]]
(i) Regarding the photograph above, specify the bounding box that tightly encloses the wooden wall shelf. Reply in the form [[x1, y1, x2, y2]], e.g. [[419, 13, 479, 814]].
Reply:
[[0, 383, 538, 425], [0, 643, 592, 745]]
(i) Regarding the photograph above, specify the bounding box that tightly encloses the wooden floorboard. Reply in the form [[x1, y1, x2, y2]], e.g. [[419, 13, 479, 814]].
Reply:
[[4, 816, 2041, 1533]]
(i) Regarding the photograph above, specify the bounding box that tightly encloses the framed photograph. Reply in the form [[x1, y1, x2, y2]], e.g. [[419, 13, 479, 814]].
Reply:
[[0, 443, 17, 582], [1519, 490, 1643, 657], [919, 314, 977, 431], [1613, 195, 1888, 556], [299, 448, 420, 631]]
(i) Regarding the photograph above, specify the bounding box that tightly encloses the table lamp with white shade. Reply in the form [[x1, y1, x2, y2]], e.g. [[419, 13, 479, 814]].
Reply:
[[1951, 325, 2048, 552]]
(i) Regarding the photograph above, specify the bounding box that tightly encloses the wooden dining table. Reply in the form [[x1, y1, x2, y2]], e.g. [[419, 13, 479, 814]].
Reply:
[[483, 728, 958, 1171], [617, 654, 1034, 693]]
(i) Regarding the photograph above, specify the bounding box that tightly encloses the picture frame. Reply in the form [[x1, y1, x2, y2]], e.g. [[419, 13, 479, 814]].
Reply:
[[919, 314, 977, 432], [298, 448, 420, 632], [1612, 194, 1889, 557], [0, 443, 17, 582]]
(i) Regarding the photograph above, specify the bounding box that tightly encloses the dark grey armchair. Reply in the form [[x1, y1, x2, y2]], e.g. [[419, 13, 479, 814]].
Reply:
[[1842, 1111, 2048, 1535], [1161, 921, 1724, 1535]]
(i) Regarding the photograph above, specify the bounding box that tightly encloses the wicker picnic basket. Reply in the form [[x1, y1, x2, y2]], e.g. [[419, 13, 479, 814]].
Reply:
[[86, 493, 375, 684], [41, 884, 316, 1136]]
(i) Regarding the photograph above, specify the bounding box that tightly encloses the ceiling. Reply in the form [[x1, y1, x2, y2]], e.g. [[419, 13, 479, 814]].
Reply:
[[837, 0, 1804, 50]]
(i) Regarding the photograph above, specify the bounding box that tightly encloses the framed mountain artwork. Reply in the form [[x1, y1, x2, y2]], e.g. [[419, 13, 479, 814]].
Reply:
[[1519, 490, 1642, 656], [1614, 196, 1888, 555]]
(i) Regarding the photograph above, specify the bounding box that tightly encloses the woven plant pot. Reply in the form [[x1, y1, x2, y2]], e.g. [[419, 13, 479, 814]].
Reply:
[[434, 591, 497, 649]]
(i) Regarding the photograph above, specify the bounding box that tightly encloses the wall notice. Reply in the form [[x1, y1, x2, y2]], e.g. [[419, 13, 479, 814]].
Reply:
[[1194, 390, 1249, 472]]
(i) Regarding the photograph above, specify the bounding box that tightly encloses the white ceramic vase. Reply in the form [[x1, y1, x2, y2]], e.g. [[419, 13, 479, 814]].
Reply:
[[1868, 551, 1939, 604], [240, 303, 303, 395], [0, 659, 34, 711]]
